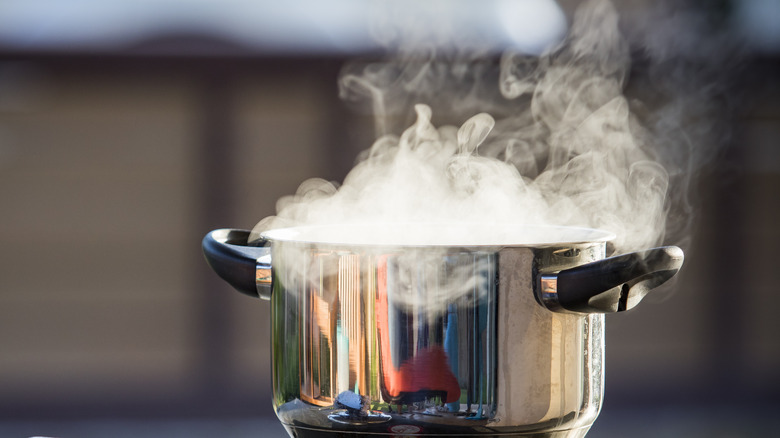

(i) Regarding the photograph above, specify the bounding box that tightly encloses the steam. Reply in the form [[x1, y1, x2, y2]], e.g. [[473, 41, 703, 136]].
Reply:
[[254, 0, 700, 254]]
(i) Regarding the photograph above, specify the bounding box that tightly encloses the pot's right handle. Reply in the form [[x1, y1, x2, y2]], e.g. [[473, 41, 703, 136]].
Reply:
[[202, 229, 272, 300], [537, 246, 683, 314]]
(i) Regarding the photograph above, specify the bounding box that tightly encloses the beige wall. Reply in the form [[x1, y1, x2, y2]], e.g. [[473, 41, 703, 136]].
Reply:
[[0, 54, 778, 419]]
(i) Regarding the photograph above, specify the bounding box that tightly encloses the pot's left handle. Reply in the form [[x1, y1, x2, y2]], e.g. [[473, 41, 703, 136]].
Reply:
[[202, 228, 272, 300]]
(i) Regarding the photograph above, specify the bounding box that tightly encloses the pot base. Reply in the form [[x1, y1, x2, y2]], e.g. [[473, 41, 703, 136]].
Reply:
[[327, 410, 393, 425], [281, 422, 592, 437]]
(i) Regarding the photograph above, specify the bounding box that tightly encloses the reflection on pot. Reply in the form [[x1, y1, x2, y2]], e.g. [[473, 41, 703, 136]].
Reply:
[[286, 250, 497, 419], [270, 245, 600, 437]]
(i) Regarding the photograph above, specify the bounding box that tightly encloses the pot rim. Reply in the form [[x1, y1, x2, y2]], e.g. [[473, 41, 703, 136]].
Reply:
[[258, 222, 616, 248]]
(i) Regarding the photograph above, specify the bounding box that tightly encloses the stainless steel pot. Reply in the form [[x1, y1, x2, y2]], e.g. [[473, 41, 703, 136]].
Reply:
[[202, 224, 683, 437]]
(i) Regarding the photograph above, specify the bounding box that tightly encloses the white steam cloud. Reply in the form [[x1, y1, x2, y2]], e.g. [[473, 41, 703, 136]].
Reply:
[[253, 0, 730, 254]]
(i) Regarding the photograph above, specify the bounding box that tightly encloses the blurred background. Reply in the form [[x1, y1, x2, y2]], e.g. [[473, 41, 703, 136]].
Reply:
[[0, 0, 778, 437]]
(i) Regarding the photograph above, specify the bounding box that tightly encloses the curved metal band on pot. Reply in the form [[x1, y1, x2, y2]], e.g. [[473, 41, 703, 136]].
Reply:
[[255, 252, 273, 300], [538, 274, 564, 312]]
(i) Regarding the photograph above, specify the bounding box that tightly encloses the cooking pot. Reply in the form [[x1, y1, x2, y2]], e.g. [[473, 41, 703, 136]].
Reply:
[[202, 223, 683, 437]]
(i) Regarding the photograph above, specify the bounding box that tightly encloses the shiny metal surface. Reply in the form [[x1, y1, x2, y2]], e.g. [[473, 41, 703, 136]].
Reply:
[[267, 240, 606, 437], [538, 274, 562, 312], [255, 251, 273, 300]]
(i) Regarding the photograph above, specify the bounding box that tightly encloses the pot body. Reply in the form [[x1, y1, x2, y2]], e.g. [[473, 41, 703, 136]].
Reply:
[[267, 240, 606, 437]]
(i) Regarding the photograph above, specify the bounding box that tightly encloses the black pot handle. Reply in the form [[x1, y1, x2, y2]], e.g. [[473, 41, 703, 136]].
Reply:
[[202, 228, 272, 299], [537, 246, 684, 314]]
